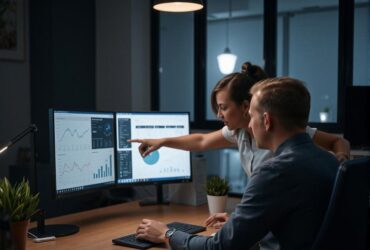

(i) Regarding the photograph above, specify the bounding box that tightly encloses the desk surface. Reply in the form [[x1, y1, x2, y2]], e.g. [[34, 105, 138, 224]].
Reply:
[[27, 198, 240, 250]]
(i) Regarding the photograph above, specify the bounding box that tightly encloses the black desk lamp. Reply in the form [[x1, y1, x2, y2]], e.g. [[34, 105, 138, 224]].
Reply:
[[0, 124, 38, 187], [0, 124, 79, 238], [0, 124, 38, 153]]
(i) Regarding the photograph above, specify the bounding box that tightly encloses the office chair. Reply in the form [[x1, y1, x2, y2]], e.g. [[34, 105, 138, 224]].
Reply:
[[311, 156, 369, 250]]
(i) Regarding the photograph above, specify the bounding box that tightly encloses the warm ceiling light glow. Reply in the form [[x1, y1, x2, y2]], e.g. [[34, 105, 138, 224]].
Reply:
[[153, 1, 203, 12]]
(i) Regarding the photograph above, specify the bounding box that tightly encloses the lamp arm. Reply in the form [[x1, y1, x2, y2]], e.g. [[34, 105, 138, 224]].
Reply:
[[0, 124, 38, 154]]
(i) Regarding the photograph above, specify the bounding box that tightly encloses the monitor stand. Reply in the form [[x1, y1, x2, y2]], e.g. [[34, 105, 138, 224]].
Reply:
[[28, 209, 79, 238], [139, 184, 170, 206]]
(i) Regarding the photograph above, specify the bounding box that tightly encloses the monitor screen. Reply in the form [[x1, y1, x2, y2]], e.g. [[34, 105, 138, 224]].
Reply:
[[115, 112, 191, 185], [50, 110, 116, 197]]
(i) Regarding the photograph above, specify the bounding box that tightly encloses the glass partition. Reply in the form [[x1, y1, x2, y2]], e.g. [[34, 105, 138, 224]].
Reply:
[[277, 0, 339, 123], [206, 0, 264, 120], [353, 0, 370, 86], [159, 13, 194, 120]]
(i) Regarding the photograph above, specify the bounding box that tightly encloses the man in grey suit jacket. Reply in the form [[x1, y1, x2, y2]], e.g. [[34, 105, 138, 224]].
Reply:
[[135, 77, 339, 250]]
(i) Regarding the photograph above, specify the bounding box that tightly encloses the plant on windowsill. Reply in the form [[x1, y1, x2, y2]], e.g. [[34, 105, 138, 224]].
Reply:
[[319, 107, 330, 123], [322, 107, 330, 113], [205, 176, 230, 215], [0, 177, 39, 250]]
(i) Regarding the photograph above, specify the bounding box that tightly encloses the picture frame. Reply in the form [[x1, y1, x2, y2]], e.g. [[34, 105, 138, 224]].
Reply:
[[0, 0, 25, 61]]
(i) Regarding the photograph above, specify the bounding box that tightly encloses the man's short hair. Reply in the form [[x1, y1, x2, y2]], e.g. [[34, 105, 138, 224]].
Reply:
[[250, 77, 310, 130]]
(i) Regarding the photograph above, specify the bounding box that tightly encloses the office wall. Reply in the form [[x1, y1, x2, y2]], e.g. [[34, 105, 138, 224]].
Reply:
[[96, 0, 151, 112], [95, 0, 131, 112], [0, 0, 31, 178]]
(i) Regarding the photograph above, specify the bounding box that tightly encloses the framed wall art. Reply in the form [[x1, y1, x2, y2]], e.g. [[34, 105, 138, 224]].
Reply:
[[0, 0, 25, 61]]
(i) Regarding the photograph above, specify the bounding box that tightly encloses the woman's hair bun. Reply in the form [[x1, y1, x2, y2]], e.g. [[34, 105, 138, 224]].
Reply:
[[241, 62, 256, 76], [241, 61, 268, 81]]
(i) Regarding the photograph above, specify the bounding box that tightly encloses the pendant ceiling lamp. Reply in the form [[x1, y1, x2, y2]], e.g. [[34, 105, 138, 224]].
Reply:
[[153, 0, 203, 13], [217, 0, 237, 75]]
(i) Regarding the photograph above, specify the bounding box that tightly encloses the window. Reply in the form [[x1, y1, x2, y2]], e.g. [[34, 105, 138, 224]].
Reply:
[[206, 0, 264, 120], [158, 12, 195, 120], [277, 1, 339, 123], [152, 0, 361, 195], [353, 0, 370, 86], [153, 0, 357, 132]]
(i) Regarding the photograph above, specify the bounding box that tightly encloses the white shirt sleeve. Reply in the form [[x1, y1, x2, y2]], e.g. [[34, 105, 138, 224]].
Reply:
[[305, 126, 317, 138], [222, 126, 237, 143]]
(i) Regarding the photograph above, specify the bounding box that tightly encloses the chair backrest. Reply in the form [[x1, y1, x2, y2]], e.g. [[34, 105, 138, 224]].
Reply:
[[311, 156, 369, 250]]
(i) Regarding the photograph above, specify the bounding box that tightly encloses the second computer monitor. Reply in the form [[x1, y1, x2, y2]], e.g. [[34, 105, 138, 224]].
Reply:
[[115, 112, 191, 185]]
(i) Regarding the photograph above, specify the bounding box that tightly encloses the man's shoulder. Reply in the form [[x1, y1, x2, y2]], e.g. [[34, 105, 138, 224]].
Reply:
[[253, 144, 338, 175], [249, 157, 282, 180]]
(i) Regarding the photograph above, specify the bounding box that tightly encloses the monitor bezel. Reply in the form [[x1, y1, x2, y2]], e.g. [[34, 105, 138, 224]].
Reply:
[[49, 109, 117, 199], [114, 111, 193, 187]]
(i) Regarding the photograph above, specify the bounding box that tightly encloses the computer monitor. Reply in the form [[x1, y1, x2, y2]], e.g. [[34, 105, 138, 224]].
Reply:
[[29, 110, 116, 238], [115, 112, 191, 204], [50, 110, 116, 197]]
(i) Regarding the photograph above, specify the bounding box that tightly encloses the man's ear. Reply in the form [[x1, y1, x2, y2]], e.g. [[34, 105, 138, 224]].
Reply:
[[263, 112, 272, 131]]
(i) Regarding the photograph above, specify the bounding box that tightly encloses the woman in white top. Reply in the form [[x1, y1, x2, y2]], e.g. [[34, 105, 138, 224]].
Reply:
[[129, 62, 350, 250]]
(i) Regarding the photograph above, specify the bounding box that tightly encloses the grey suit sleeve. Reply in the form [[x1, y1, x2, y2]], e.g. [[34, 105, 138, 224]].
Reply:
[[170, 231, 213, 250], [169, 164, 281, 250]]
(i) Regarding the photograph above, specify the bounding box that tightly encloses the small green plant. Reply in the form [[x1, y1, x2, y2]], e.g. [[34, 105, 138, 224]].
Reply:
[[205, 176, 229, 196], [322, 107, 330, 113], [0, 177, 39, 222]]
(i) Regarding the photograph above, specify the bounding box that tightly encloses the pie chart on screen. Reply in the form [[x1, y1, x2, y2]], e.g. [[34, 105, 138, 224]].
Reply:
[[144, 150, 160, 165]]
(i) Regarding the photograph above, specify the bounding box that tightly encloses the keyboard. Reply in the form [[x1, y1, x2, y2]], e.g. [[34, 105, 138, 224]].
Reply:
[[112, 221, 206, 249]]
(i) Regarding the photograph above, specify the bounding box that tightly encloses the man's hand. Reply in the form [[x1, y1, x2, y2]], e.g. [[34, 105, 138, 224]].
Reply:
[[136, 219, 169, 243], [334, 151, 349, 163], [204, 213, 229, 229]]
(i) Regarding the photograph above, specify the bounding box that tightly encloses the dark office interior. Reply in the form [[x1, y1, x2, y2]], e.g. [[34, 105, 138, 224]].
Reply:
[[0, 1, 369, 249]]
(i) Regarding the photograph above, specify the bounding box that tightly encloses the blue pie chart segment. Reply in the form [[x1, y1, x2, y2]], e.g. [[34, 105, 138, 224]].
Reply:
[[144, 150, 160, 165]]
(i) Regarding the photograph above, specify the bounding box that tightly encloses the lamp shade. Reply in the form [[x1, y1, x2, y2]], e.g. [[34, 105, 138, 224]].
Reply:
[[153, 0, 203, 12], [217, 48, 237, 75]]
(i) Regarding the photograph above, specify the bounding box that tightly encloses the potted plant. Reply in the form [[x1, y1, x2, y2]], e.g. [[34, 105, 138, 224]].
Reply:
[[0, 177, 39, 250], [205, 176, 229, 215], [319, 107, 330, 122]]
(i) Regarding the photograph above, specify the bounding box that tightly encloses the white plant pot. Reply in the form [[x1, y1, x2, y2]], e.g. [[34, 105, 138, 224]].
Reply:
[[207, 195, 228, 215], [319, 112, 329, 122]]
